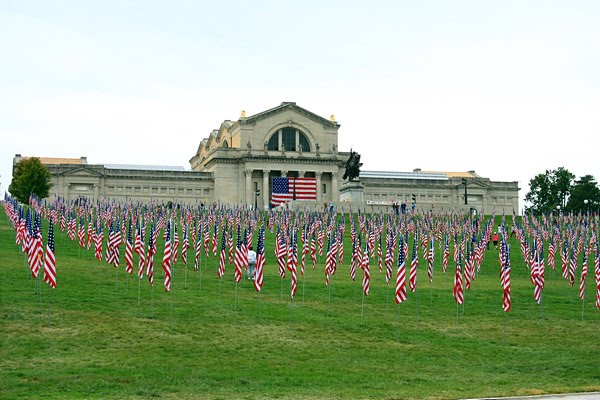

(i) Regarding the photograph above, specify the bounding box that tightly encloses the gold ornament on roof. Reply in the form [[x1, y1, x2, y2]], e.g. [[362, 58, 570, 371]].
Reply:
[[330, 114, 335, 121], [241, 110, 246, 118]]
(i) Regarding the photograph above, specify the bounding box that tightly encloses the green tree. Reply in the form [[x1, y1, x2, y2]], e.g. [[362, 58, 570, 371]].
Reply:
[[566, 175, 600, 213], [9, 157, 53, 204], [525, 167, 575, 215]]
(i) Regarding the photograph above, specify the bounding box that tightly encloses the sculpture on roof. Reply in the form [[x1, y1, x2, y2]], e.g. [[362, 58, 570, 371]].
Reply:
[[343, 149, 363, 182]]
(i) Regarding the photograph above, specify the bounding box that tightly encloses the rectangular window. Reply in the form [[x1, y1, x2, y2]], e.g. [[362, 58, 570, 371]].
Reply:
[[282, 128, 296, 151], [322, 184, 327, 194]]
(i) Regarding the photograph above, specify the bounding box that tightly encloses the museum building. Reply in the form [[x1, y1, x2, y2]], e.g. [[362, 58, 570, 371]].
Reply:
[[13, 102, 519, 213]]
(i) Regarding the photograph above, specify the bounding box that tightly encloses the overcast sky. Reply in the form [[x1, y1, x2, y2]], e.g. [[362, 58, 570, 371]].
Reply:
[[2, 0, 599, 210]]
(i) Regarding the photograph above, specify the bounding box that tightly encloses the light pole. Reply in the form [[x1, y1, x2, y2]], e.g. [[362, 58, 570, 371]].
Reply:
[[255, 188, 260, 210], [461, 178, 468, 205]]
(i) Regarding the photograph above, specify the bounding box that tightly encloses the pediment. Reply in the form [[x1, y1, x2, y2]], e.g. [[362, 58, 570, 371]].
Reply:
[[61, 166, 104, 177], [466, 179, 491, 190], [243, 102, 339, 128]]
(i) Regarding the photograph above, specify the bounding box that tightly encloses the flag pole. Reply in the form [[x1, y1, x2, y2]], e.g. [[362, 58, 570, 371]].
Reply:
[[150, 284, 154, 319], [360, 287, 365, 325], [234, 281, 238, 310], [456, 301, 459, 324], [302, 270, 305, 303], [280, 276, 283, 301], [386, 284, 389, 311], [288, 296, 293, 332], [115, 266, 118, 291], [396, 303, 401, 341], [219, 276, 222, 301], [47, 284, 52, 327], [430, 277, 433, 304], [137, 275, 141, 306], [328, 281, 332, 316], [198, 253, 202, 293], [169, 288, 173, 334], [257, 290, 262, 322], [415, 288, 419, 323]]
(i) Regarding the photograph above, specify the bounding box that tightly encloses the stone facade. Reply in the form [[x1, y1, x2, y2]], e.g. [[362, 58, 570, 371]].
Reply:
[[189, 102, 345, 208], [14, 102, 520, 214]]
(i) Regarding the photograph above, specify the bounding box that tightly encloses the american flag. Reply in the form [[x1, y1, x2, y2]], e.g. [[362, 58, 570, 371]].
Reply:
[[580, 248, 588, 301], [568, 243, 576, 287], [271, 177, 317, 206], [233, 225, 244, 283], [290, 231, 298, 299], [125, 219, 134, 274], [409, 234, 418, 293], [181, 224, 189, 267], [194, 222, 202, 271], [276, 229, 286, 278], [218, 228, 227, 278], [427, 235, 434, 283], [362, 241, 370, 296], [594, 241, 600, 310], [385, 232, 394, 284], [147, 223, 155, 286], [43, 222, 57, 289], [349, 235, 358, 282], [453, 246, 464, 305], [443, 235, 449, 273], [395, 235, 406, 303], [137, 222, 146, 279], [30, 214, 43, 279], [254, 225, 265, 292], [500, 240, 511, 312], [162, 220, 172, 292], [94, 222, 103, 261]]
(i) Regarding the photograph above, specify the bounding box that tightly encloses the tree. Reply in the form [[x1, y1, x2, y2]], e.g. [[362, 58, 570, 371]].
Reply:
[[566, 175, 600, 213], [9, 157, 53, 204], [525, 167, 575, 215]]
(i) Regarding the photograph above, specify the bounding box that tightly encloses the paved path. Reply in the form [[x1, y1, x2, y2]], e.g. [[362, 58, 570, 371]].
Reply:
[[466, 393, 600, 400]]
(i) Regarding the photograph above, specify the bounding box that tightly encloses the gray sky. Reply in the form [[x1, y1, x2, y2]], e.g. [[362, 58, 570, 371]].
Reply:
[[2, 0, 599, 210]]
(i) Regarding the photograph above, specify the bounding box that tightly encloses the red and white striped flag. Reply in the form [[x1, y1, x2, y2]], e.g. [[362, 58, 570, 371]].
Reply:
[[395, 236, 406, 304], [43, 222, 57, 289], [162, 221, 172, 292]]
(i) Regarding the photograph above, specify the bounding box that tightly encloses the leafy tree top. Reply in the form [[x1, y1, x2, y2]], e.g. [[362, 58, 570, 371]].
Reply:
[[9, 157, 53, 204]]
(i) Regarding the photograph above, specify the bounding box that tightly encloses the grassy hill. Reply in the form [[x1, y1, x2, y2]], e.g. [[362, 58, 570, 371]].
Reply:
[[1, 208, 599, 399]]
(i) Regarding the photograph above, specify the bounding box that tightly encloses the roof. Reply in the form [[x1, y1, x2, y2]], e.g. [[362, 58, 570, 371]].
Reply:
[[361, 170, 449, 180], [27, 157, 86, 165], [437, 171, 478, 178], [104, 164, 187, 172]]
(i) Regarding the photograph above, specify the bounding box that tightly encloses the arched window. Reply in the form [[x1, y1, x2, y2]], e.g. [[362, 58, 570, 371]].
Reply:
[[267, 134, 278, 151], [266, 128, 311, 152], [221, 140, 229, 148]]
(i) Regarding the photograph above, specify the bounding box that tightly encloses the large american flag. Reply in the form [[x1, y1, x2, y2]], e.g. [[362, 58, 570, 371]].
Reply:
[[271, 177, 317, 206]]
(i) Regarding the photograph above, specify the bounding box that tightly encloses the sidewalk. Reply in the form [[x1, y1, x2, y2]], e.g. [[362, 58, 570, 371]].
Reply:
[[466, 393, 600, 400]]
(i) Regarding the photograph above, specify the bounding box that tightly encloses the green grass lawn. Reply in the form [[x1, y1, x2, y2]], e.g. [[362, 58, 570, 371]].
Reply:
[[1, 208, 599, 399]]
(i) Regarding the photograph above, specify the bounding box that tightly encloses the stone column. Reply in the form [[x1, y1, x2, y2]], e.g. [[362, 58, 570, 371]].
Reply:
[[245, 169, 252, 205], [332, 172, 339, 203], [262, 170, 270, 210], [316, 172, 322, 203]]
